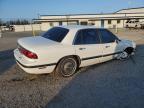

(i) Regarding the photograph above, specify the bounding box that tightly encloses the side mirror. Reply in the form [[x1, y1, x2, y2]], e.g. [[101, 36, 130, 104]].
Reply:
[[115, 39, 119, 44]]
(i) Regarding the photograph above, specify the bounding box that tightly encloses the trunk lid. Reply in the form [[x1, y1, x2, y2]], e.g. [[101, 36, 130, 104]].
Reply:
[[18, 36, 60, 52]]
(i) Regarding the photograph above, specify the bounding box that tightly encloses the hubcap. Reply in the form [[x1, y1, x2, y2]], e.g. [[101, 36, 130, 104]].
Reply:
[[61, 59, 77, 76], [121, 52, 128, 58], [118, 51, 129, 60]]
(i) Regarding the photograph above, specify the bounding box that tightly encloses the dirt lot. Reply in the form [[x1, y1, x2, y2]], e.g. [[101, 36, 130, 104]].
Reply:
[[0, 29, 144, 108]]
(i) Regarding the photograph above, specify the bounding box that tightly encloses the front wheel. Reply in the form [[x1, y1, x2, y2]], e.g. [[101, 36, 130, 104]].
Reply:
[[117, 51, 129, 60], [117, 48, 134, 60], [56, 57, 78, 77]]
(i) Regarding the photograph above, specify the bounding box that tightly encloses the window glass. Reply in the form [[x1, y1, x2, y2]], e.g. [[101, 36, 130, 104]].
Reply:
[[42, 27, 69, 42], [59, 21, 62, 25], [74, 29, 100, 45], [126, 21, 129, 23], [135, 19, 139, 22], [108, 20, 111, 24], [99, 29, 118, 43], [49, 22, 53, 27], [74, 30, 83, 45], [117, 20, 120, 24], [80, 22, 88, 25]]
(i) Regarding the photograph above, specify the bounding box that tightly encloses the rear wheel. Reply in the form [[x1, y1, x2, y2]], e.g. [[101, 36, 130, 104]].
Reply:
[[56, 57, 78, 77], [126, 25, 129, 28]]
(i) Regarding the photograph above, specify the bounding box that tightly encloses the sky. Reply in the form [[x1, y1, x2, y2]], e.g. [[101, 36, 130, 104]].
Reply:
[[0, 0, 144, 20]]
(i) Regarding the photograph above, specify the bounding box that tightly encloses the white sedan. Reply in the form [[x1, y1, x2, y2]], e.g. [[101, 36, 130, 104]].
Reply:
[[14, 25, 136, 77]]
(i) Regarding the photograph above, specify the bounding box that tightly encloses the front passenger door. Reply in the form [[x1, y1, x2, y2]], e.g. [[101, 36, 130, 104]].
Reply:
[[98, 29, 120, 62], [74, 29, 102, 67]]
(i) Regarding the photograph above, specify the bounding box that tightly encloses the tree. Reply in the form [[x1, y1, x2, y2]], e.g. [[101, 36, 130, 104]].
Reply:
[[16, 19, 21, 25], [3, 19, 30, 25], [0, 19, 3, 26]]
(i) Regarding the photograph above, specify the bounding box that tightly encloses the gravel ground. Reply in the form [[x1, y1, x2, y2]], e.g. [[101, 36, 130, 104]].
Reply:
[[0, 29, 144, 108]]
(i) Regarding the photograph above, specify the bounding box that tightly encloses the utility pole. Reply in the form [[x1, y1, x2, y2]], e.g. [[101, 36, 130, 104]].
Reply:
[[66, 15, 70, 25], [0, 19, 2, 38], [37, 13, 41, 31], [0, 28, 1, 38], [37, 13, 40, 19], [31, 20, 35, 36]]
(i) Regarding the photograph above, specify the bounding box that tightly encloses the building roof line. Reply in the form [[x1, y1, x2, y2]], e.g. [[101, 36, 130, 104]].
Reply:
[[40, 13, 113, 16], [40, 12, 144, 17], [115, 7, 144, 13], [33, 16, 144, 21]]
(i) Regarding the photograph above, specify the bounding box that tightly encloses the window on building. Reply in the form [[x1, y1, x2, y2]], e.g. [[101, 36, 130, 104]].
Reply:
[[135, 19, 139, 22], [108, 20, 111, 24], [80, 22, 88, 25], [89, 22, 95, 25], [117, 20, 121, 24], [74, 29, 100, 45], [59, 21, 62, 26], [49, 22, 53, 27], [88, 21, 95, 25]]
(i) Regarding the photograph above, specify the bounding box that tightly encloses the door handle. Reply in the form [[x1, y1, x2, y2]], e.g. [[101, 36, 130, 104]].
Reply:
[[79, 48, 86, 50], [105, 46, 110, 48]]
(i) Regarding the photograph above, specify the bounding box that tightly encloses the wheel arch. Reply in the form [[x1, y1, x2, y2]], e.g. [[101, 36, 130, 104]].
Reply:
[[124, 47, 134, 54]]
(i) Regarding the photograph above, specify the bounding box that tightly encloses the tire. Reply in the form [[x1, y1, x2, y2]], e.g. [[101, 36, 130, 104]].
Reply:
[[117, 51, 129, 60], [117, 48, 134, 60], [126, 25, 129, 28], [55, 57, 78, 77]]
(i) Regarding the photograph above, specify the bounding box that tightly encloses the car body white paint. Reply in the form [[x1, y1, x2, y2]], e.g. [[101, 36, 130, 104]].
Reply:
[[125, 20, 144, 28], [14, 25, 136, 74]]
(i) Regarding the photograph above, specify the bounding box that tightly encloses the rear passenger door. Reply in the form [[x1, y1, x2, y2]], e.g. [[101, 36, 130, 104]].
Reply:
[[74, 29, 103, 67], [98, 29, 119, 62]]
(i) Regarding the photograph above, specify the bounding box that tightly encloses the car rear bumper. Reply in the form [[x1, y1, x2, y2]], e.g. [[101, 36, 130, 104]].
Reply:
[[16, 60, 56, 74], [14, 49, 56, 74]]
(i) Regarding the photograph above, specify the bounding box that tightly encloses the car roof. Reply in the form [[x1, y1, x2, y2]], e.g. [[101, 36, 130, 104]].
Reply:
[[57, 25, 105, 30]]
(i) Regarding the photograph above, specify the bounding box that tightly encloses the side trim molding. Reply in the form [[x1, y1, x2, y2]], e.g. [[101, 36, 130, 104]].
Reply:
[[16, 60, 57, 68], [81, 51, 122, 61]]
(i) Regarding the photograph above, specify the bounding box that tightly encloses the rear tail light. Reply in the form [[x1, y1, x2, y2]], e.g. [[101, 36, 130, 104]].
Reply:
[[18, 47, 38, 59]]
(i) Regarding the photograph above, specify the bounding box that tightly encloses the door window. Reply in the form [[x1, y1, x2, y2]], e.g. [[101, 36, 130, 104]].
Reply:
[[74, 29, 100, 45], [99, 29, 119, 43], [42, 27, 69, 42]]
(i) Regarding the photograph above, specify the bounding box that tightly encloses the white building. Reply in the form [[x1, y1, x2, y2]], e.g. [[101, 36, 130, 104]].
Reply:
[[34, 7, 144, 31]]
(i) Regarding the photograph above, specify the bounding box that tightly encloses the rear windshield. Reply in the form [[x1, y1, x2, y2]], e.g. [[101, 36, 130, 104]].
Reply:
[[42, 27, 69, 42]]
